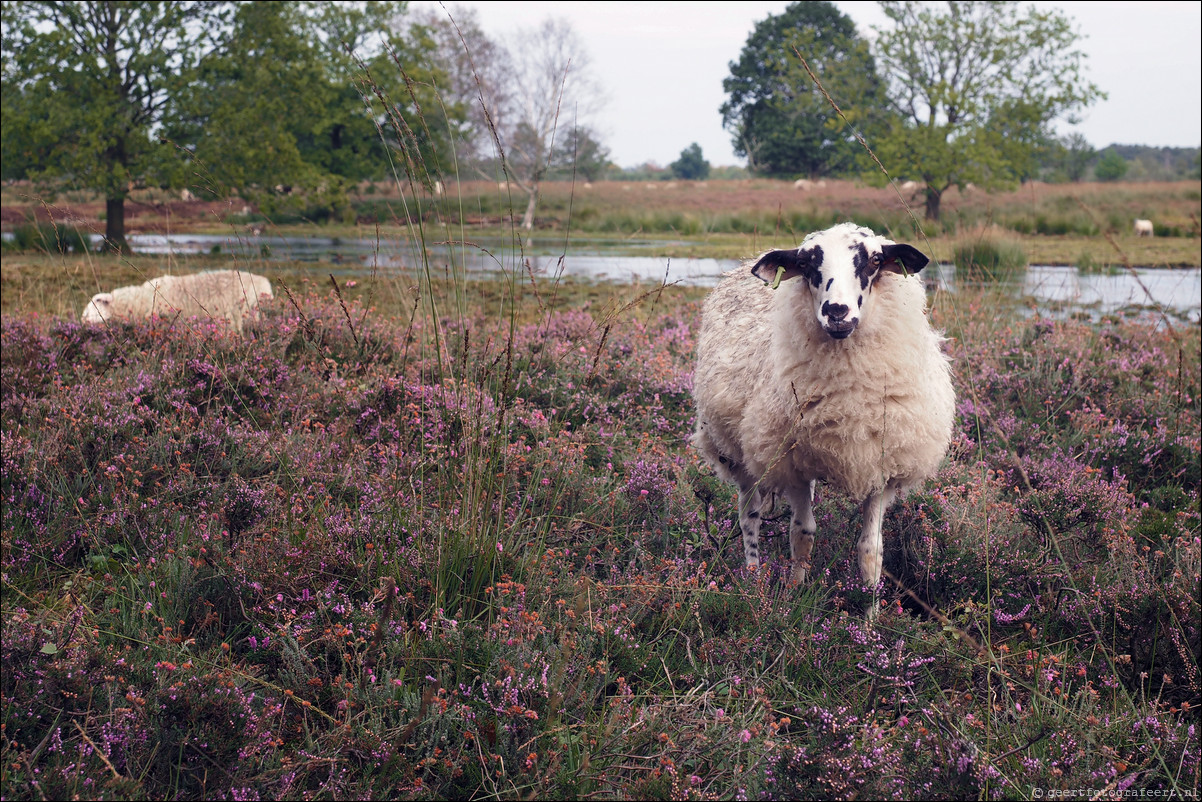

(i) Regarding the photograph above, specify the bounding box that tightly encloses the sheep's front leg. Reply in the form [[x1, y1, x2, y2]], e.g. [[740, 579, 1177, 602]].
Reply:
[[737, 484, 766, 572], [786, 480, 816, 584], [857, 485, 898, 617]]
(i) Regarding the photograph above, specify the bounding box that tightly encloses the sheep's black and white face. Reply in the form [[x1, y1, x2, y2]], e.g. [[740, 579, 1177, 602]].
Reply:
[[750, 222, 929, 340], [82, 293, 113, 324]]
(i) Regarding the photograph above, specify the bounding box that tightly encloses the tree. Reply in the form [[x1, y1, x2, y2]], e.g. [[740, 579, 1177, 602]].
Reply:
[[299, 1, 461, 189], [162, 2, 323, 201], [871, 1, 1104, 220], [166, 1, 459, 212], [405, 4, 512, 167], [670, 143, 710, 180], [1094, 150, 1129, 182], [409, 11, 607, 234], [721, 2, 887, 178], [500, 19, 603, 233], [1, 1, 232, 252], [1054, 132, 1096, 183], [552, 124, 611, 182]]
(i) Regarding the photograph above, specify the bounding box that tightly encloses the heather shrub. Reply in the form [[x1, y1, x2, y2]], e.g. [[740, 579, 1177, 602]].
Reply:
[[2, 250, 1198, 799]]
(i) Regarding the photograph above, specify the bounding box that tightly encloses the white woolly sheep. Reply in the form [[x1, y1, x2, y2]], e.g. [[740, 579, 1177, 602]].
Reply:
[[1134, 219, 1154, 237], [691, 222, 955, 614], [793, 179, 828, 191], [82, 270, 273, 334]]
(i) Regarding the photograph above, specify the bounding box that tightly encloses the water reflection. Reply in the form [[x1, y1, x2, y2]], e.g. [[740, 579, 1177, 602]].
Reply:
[[927, 263, 1201, 322]]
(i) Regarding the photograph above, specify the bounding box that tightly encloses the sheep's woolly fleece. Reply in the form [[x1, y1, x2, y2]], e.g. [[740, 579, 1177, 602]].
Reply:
[[82, 270, 273, 334]]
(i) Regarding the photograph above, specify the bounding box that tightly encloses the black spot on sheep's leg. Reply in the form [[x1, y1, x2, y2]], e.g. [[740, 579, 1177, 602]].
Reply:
[[857, 294, 863, 308]]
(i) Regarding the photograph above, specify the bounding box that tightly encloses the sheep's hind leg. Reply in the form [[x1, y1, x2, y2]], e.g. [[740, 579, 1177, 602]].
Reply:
[[857, 484, 898, 618], [786, 480, 816, 585]]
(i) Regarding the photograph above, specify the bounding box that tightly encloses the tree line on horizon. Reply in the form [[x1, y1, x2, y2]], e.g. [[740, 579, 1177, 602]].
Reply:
[[2, 0, 1198, 250]]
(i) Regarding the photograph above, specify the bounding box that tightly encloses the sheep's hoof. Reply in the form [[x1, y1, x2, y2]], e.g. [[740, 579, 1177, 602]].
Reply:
[[788, 562, 810, 586], [865, 597, 881, 622]]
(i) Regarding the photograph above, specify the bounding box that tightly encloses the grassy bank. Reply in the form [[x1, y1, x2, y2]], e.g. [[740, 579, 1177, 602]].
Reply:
[[1, 238, 1199, 799]]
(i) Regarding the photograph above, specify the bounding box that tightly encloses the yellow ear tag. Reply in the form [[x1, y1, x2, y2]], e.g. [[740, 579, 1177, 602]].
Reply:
[[770, 265, 786, 290]]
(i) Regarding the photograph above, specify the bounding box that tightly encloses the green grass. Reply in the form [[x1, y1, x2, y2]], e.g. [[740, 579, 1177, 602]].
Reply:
[[953, 227, 1029, 281]]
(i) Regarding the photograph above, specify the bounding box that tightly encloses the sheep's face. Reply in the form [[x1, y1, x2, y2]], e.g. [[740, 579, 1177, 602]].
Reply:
[[82, 292, 113, 324], [750, 223, 929, 340]]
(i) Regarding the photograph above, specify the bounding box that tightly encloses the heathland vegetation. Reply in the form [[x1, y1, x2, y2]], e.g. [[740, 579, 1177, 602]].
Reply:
[[2, 2, 1200, 800], [2, 201, 1199, 799]]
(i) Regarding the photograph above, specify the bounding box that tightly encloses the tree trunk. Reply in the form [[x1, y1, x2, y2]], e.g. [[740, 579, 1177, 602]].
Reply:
[[924, 188, 942, 221], [104, 196, 129, 253]]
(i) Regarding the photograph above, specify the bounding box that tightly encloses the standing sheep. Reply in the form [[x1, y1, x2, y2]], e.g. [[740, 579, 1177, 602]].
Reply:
[[1134, 219, 1154, 237], [82, 270, 273, 334], [692, 222, 955, 614]]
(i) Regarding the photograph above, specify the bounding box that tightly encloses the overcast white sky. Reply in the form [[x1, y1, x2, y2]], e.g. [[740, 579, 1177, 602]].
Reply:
[[411, 0, 1202, 168]]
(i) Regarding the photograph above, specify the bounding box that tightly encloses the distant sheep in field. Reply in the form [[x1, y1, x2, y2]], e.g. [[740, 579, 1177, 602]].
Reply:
[[692, 222, 955, 616], [82, 270, 273, 334], [900, 180, 921, 192], [793, 179, 828, 191], [1134, 219, 1154, 237]]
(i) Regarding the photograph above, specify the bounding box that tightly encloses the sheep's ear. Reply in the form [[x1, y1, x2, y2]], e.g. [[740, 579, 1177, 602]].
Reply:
[[750, 249, 807, 286], [880, 243, 929, 274]]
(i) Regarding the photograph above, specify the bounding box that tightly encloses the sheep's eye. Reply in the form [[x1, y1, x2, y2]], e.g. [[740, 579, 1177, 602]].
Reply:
[[870, 254, 882, 267]]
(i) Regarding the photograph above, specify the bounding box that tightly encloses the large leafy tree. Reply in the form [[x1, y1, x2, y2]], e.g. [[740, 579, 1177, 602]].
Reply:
[[162, 2, 321, 201], [166, 1, 459, 211], [1, 1, 232, 252], [871, 1, 1104, 220], [299, 1, 461, 190], [721, 1, 886, 178]]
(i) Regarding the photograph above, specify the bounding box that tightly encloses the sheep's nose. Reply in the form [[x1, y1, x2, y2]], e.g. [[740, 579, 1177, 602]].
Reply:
[[823, 302, 849, 321]]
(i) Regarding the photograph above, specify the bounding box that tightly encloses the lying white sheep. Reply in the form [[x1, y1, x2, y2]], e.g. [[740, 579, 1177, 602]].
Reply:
[[1134, 218, 1153, 237], [692, 222, 955, 614], [82, 270, 273, 334], [792, 179, 828, 191]]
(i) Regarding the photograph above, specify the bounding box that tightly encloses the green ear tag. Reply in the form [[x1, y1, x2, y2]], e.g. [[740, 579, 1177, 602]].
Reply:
[[770, 265, 786, 290]]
